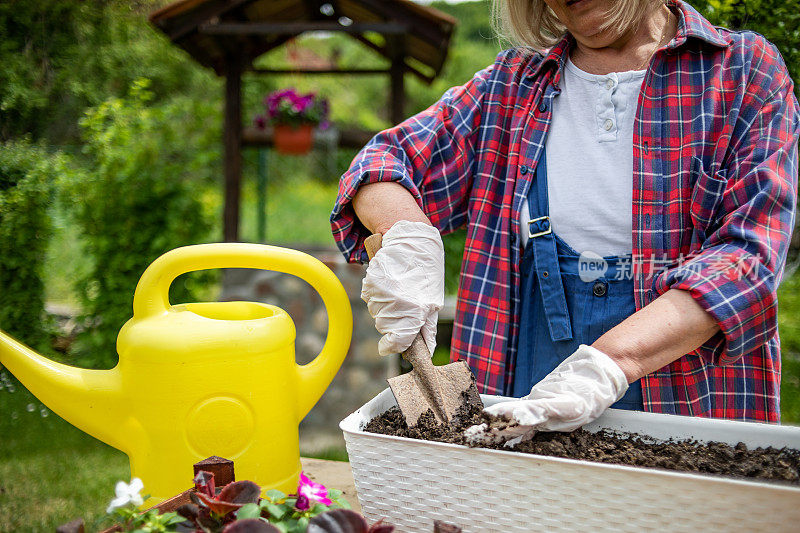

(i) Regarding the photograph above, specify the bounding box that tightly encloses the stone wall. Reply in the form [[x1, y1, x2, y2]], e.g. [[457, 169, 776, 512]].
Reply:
[[219, 246, 398, 453]]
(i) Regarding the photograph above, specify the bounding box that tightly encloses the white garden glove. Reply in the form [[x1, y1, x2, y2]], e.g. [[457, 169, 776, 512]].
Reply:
[[361, 220, 445, 357], [465, 345, 629, 446]]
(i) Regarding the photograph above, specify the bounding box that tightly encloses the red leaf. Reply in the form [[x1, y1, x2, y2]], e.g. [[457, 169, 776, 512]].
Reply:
[[218, 481, 261, 504], [195, 491, 243, 516]]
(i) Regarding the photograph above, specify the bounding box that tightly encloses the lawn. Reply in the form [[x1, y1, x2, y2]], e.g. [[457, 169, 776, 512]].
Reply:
[[0, 373, 127, 533]]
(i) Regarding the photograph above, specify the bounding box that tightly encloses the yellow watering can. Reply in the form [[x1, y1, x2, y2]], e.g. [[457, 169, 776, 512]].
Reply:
[[0, 243, 352, 500]]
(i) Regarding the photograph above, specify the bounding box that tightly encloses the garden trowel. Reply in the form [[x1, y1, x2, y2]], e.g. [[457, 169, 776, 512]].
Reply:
[[365, 233, 483, 427]]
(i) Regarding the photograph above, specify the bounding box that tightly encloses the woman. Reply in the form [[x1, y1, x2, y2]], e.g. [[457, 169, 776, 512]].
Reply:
[[330, 0, 799, 442]]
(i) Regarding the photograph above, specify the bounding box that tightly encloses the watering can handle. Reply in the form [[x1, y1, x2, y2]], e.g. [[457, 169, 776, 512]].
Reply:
[[132, 243, 352, 419]]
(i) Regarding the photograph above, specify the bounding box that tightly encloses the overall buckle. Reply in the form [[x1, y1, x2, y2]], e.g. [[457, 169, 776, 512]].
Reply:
[[528, 216, 552, 239]]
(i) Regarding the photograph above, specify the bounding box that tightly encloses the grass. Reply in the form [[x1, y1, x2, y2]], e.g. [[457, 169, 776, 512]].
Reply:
[[0, 374, 128, 533], [238, 169, 339, 248]]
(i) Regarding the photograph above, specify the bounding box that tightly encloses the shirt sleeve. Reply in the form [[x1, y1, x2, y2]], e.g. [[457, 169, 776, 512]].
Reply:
[[653, 53, 800, 366], [330, 56, 497, 264]]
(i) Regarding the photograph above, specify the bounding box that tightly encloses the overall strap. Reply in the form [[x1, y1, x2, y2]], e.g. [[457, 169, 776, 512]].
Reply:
[[527, 150, 573, 341]]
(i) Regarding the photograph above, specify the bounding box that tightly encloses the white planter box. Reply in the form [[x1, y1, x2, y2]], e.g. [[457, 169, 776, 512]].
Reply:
[[340, 389, 800, 533]]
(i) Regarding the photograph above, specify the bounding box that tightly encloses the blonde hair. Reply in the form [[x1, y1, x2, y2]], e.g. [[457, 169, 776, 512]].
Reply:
[[491, 0, 662, 50]]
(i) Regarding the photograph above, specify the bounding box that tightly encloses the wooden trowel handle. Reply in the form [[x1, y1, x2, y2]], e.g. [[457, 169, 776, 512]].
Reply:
[[364, 233, 384, 262]]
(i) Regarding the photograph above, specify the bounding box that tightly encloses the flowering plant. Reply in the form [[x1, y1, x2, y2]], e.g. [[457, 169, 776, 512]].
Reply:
[[254, 88, 330, 130], [240, 471, 352, 532], [107, 471, 392, 533], [106, 478, 184, 532]]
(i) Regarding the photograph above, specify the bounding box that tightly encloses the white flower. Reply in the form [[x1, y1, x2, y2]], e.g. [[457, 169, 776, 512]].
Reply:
[[106, 478, 144, 514]]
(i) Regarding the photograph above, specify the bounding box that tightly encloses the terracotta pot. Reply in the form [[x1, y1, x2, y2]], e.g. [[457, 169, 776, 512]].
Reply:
[[273, 124, 314, 155]]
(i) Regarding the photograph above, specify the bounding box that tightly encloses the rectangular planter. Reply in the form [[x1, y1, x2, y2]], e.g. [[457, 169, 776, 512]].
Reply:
[[340, 389, 800, 532]]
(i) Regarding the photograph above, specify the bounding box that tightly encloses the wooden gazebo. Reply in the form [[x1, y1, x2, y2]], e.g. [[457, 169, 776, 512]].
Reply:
[[149, 0, 457, 242]]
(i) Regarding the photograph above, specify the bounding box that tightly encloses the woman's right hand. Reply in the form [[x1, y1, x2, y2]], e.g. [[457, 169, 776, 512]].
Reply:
[[361, 220, 445, 357]]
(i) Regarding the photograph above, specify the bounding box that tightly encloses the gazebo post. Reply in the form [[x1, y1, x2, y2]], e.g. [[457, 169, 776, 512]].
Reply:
[[223, 55, 243, 242], [387, 35, 405, 125]]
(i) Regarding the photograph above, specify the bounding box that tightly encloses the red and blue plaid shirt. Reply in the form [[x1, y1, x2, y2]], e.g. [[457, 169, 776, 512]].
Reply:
[[331, 1, 799, 422]]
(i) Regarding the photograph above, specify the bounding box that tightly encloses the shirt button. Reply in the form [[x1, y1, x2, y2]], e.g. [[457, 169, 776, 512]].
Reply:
[[605, 79, 614, 89], [603, 119, 614, 131], [520, 165, 529, 175], [538, 101, 548, 112], [593, 281, 607, 297], [644, 141, 650, 154]]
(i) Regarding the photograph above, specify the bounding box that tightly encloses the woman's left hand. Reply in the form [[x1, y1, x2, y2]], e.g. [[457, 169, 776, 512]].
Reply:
[[465, 345, 628, 446]]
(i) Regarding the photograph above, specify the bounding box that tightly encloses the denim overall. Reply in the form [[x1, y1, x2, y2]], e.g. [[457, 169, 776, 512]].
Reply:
[[512, 150, 644, 410]]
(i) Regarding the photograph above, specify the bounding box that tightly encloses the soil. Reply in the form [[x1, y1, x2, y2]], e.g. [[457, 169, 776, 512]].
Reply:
[[363, 402, 800, 485]]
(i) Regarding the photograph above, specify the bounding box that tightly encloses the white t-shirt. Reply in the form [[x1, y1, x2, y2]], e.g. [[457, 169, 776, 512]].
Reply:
[[520, 58, 646, 257]]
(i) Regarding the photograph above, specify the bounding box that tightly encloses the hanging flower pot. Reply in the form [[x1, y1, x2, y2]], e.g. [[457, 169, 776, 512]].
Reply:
[[254, 87, 331, 156], [273, 123, 314, 155]]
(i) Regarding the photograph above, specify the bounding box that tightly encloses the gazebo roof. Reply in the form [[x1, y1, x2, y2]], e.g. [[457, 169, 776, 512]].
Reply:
[[149, 0, 457, 81]]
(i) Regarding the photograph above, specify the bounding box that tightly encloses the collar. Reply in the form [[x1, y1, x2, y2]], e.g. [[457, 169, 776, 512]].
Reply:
[[525, 33, 572, 87], [525, 0, 731, 83], [668, 0, 731, 49]]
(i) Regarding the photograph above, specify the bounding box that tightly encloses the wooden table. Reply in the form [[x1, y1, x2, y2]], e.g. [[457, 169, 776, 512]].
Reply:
[[300, 457, 360, 512]]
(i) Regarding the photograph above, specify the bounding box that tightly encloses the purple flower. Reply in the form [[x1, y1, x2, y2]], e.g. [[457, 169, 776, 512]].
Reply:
[[260, 88, 330, 127], [297, 95, 313, 111], [253, 115, 267, 129], [294, 494, 310, 511], [297, 472, 331, 506], [287, 92, 303, 107]]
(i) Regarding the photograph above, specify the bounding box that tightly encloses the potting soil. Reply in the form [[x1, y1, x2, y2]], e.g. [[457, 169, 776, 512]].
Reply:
[[363, 404, 800, 485]]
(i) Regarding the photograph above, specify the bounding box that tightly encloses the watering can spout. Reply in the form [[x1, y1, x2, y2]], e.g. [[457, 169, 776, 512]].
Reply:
[[0, 329, 126, 452]]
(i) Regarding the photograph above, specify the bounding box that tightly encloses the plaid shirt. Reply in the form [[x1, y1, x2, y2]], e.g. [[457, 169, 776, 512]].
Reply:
[[331, 0, 799, 422]]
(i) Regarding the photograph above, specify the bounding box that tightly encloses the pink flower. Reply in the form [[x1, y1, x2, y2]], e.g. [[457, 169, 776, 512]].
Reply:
[[297, 472, 331, 506]]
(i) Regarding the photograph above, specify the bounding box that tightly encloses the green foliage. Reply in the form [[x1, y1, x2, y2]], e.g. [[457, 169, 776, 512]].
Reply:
[[0, 0, 217, 143], [443, 229, 467, 296], [112, 506, 183, 533], [778, 272, 800, 423], [406, 2, 499, 116], [64, 79, 216, 368], [0, 141, 65, 350], [693, 0, 800, 96], [782, 354, 800, 424], [256, 488, 350, 533]]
